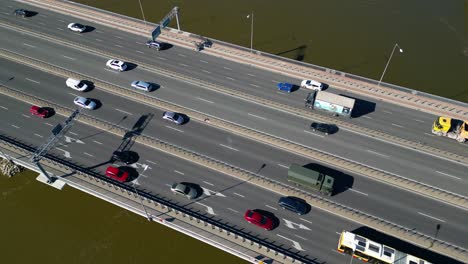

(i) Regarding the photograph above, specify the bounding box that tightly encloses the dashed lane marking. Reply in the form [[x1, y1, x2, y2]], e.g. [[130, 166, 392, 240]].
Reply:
[[25, 78, 40, 84], [11, 124, 20, 129], [63, 55, 76, 60], [197, 97, 214, 104], [174, 170, 184, 175], [247, 113, 266, 120], [349, 188, 369, 196], [278, 164, 289, 168], [23, 43, 36, 48], [93, 140, 103, 145], [226, 77, 235, 81], [436, 171, 461, 180], [219, 144, 238, 151], [34, 133, 43, 138], [202, 70, 211, 74], [233, 193, 245, 198], [83, 152, 94, 157], [418, 212, 446, 223], [227, 208, 239, 213], [366, 149, 390, 158], [265, 205, 278, 210], [203, 181, 214, 186], [22, 114, 31, 118], [200, 60, 208, 63], [115, 108, 133, 115], [165, 126, 184, 133]]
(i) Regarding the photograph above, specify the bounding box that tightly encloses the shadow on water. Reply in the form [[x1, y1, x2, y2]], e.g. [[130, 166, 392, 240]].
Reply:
[[276, 45, 308, 61]]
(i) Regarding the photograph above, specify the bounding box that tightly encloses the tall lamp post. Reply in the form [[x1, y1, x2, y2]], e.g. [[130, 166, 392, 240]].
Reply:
[[137, 0, 147, 26], [133, 164, 151, 221], [246, 12, 254, 53], [378, 43, 403, 86]]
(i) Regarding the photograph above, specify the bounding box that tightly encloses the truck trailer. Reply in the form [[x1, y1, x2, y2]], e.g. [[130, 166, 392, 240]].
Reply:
[[432, 116, 468, 143], [287, 164, 335, 196], [305, 91, 355, 118]]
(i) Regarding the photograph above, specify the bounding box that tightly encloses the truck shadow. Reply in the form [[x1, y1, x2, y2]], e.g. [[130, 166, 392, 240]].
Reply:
[[339, 94, 376, 118], [303, 163, 354, 196], [351, 226, 463, 264]]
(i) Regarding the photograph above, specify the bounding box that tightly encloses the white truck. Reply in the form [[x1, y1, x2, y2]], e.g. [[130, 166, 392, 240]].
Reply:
[[305, 91, 355, 118]]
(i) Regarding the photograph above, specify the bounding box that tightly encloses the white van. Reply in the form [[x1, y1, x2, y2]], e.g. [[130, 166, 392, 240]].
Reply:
[[66, 78, 88, 92], [301, 79, 324, 91]]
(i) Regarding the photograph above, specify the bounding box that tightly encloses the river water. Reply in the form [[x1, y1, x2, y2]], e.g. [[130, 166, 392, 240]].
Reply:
[[1, 1, 466, 263]]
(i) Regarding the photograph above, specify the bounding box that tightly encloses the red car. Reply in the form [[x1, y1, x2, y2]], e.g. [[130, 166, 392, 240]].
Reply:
[[30, 105, 49, 118], [105, 166, 129, 182], [244, 209, 274, 230]]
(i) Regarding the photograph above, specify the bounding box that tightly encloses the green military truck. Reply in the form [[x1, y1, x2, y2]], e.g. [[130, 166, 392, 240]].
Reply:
[[287, 164, 335, 196]]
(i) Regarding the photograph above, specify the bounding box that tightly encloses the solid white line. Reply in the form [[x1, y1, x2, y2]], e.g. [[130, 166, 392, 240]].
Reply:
[[34, 133, 43, 138], [115, 108, 133, 115], [178, 53, 186, 57], [294, 235, 308, 241], [250, 84, 260, 88], [414, 119, 425, 123], [226, 77, 235, 81], [233, 192, 245, 198], [203, 181, 214, 186], [179, 63, 188, 67], [265, 205, 278, 210], [247, 73, 255, 77], [227, 208, 239, 213], [202, 70, 211, 74], [223, 67, 232, 70], [22, 114, 31, 118], [145, 160, 157, 165], [200, 60, 208, 63], [278, 164, 289, 168], [383, 110, 393, 114], [300, 218, 313, 224], [136, 50, 144, 54], [114, 44, 123, 48], [174, 170, 184, 175], [92, 140, 103, 145], [95, 38, 103, 42], [418, 212, 446, 223], [23, 43, 36, 48], [366, 149, 389, 158], [303, 130, 325, 137], [157, 57, 167, 60], [83, 152, 94, 157], [69, 132, 78, 136], [62, 55, 75, 60], [219, 144, 238, 151], [247, 113, 266, 120], [197, 97, 214, 104], [391, 123, 403, 128], [11, 124, 20, 129], [45, 122, 53, 126], [25, 78, 40, 84], [349, 188, 369, 196], [436, 171, 461, 180], [0, 106, 8, 110], [165, 126, 184, 133]]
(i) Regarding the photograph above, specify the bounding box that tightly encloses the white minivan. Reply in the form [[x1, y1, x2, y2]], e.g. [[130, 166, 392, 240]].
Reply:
[[301, 79, 325, 91], [66, 78, 88, 92]]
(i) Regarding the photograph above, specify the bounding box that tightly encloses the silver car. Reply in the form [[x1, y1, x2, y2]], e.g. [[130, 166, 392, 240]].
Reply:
[[170, 183, 198, 200], [131, 80, 152, 92], [73, 96, 96, 110], [162, 111, 184, 125]]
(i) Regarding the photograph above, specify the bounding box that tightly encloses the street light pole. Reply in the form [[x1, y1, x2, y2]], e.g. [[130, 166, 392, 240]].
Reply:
[[378, 43, 403, 86], [133, 164, 151, 221], [137, 0, 147, 26], [247, 12, 254, 53]]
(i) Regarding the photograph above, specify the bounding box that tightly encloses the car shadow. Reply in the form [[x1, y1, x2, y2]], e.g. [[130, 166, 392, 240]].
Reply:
[[119, 166, 138, 182], [91, 99, 102, 110], [81, 80, 94, 92], [159, 43, 173, 51], [42, 107, 55, 118], [253, 209, 280, 230], [83, 25, 95, 33], [303, 163, 354, 196], [179, 113, 190, 125], [148, 82, 160, 91], [125, 62, 138, 71], [181, 182, 203, 199], [24, 11, 38, 17]]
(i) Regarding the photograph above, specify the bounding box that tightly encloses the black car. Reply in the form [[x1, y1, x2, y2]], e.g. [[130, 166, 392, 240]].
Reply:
[[278, 196, 308, 215], [14, 9, 28, 17], [112, 151, 137, 164], [310, 122, 331, 135], [146, 40, 162, 50]]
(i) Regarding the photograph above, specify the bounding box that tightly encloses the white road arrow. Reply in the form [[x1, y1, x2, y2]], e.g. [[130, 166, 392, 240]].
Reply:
[[195, 202, 216, 215], [282, 219, 311, 230], [277, 234, 305, 251], [202, 187, 226, 197], [63, 136, 85, 144], [133, 163, 152, 170], [55, 147, 71, 158]]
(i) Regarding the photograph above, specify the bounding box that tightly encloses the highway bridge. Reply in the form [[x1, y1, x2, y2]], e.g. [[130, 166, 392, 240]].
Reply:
[[1, 0, 467, 263]]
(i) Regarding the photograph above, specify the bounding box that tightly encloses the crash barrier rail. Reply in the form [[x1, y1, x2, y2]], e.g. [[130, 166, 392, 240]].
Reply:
[[0, 80, 467, 262], [17, 0, 468, 121]]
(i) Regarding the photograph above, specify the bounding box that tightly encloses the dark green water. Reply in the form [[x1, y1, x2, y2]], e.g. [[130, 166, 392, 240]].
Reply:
[[76, 0, 468, 102]]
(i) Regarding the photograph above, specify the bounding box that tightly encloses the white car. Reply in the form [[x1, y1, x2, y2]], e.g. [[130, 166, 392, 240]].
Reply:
[[106, 59, 127, 72], [131, 80, 152, 92], [66, 78, 88, 92], [300, 79, 325, 91], [67, 23, 86, 33], [74, 96, 96, 110], [162, 111, 184, 125]]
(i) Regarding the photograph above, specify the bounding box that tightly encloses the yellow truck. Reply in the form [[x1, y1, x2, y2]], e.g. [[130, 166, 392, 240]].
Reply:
[[432, 116, 468, 143]]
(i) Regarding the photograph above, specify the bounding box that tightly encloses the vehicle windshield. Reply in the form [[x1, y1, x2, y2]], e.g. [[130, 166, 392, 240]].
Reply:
[[77, 82, 84, 88]]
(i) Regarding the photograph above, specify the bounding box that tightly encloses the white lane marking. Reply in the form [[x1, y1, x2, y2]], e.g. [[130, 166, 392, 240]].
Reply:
[[226, 77, 235, 81], [55, 148, 71, 158], [349, 188, 369, 196], [203, 181, 214, 186], [95, 38, 103, 42], [391, 123, 403, 128], [195, 202, 215, 215], [25, 78, 40, 84], [68, 92, 79, 97], [114, 35, 123, 39], [383, 110, 393, 114], [165, 126, 184, 133], [276, 235, 304, 251], [179, 63, 188, 67], [227, 208, 239, 213], [197, 97, 214, 104], [223, 66, 232, 70], [58, 19, 65, 22], [146, 160, 157, 165], [219, 144, 238, 151], [174, 170, 184, 175], [414, 119, 425, 123], [436, 171, 461, 180], [278, 163, 289, 169], [114, 44, 123, 48], [93, 140, 103, 145], [265, 205, 278, 211], [135, 41, 143, 45], [283, 219, 311, 230], [39, 14, 48, 18], [38, 22, 46, 25], [200, 60, 208, 63], [233, 192, 245, 198], [136, 50, 144, 54], [276, 91, 285, 95], [45, 122, 53, 127], [34, 133, 43, 138], [418, 212, 446, 223], [247, 73, 255, 77], [202, 70, 211, 74], [178, 53, 187, 57], [115, 108, 133, 115], [363, 116, 373, 119], [22, 114, 31, 118], [11, 124, 20, 129], [300, 218, 313, 224], [424, 132, 435, 137], [2, 12, 10, 15], [23, 43, 36, 48], [295, 235, 308, 241], [69, 132, 78, 136], [303, 130, 325, 137], [57, 28, 64, 31], [62, 55, 76, 60], [250, 84, 260, 88], [83, 152, 94, 157], [0, 106, 8, 110], [96, 30, 104, 33], [247, 113, 266, 120], [366, 149, 390, 158], [335, 231, 341, 235], [157, 57, 167, 60], [202, 187, 226, 197], [64, 136, 84, 144]]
